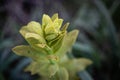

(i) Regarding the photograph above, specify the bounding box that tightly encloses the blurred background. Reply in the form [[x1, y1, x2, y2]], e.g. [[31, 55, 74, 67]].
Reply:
[[0, 0, 120, 80]]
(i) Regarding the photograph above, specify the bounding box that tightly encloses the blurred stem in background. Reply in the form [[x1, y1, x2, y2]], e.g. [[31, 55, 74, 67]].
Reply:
[[93, 0, 120, 59], [109, 0, 120, 15]]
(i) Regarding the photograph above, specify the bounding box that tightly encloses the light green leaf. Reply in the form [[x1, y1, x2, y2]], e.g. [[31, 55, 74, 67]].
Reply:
[[53, 19, 63, 30], [25, 61, 58, 78], [48, 64, 59, 77], [22, 32, 47, 53], [73, 58, 93, 71], [24, 61, 38, 75], [20, 21, 43, 37], [56, 30, 79, 56], [47, 31, 65, 53], [19, 26, 29, 37], [54, 67, 69, 80], [45, 33, 58, 41], [38, 63, 53, 77], [48, 32, 64, 46], [58, 58, 92, 80], [44, 24, 58, 36], [61, 58, 92, 80], [42, 14, 52, 29], [25, 61, 49, 75], [31, 44, 47, 54], [51, 33, 65, 53], [25, 33, 46, 44], [27, 21, 43, 36], [12, 45, 46, 61], [51, 13, 58, 21], [63, 58, 92, 72], [61, 22, 70, 31]]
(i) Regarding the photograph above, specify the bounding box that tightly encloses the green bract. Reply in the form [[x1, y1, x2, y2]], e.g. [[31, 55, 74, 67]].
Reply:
[[12, 13, 92, 80]]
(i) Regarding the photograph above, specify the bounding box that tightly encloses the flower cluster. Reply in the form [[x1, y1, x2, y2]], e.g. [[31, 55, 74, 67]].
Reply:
[[12, 13, 92, 80]]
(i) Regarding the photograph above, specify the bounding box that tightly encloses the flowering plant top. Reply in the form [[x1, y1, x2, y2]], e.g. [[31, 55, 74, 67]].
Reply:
[[12, 13, 92, 80]]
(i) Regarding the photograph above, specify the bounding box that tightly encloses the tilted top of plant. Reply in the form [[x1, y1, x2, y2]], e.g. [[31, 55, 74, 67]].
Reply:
[[12, 13, 92, 80]]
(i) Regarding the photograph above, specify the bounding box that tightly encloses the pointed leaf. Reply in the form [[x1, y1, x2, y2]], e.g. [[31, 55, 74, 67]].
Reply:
[[51, 13, 58, 21], [56, 30, 79, 56], [61, 22, 70, 31], [53, 19, 63, 30], [74, 58, 93, 71], [19, 26, 30, 37], [42, 14, 52, 29], [54, 67, 69, 80], [12, 45, 46, 61], [63, 58, 92, 72]]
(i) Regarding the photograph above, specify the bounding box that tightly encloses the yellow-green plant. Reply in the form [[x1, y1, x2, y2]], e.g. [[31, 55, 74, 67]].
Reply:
[[12, 13, 92, 80]]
